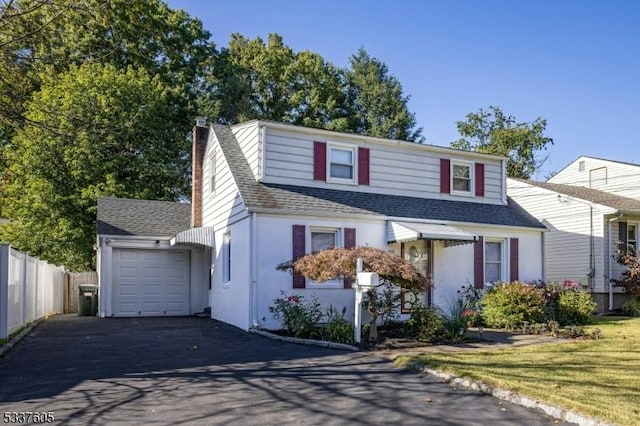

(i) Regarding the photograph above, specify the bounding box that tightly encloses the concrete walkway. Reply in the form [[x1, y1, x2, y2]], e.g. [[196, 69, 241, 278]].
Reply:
[[375, 328, 570, 359]]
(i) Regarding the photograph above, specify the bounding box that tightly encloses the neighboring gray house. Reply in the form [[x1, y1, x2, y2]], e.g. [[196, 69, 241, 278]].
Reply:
[[507, 178, 640, 311]]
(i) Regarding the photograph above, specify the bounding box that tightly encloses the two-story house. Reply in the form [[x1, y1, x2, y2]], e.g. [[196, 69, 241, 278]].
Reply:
[[507, 156, 640, 312], [97, 119, 545, 330]]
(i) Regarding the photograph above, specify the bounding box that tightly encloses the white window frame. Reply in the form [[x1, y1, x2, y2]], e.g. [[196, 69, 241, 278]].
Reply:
[[306, 227, 343, 289], [450, 160, 474, 196], [222, 232, 231, 285], [208, 150, 216, 195], [327, 143, 357, 184], [484, 239, 507, 285], [628, 223, 637, 252]]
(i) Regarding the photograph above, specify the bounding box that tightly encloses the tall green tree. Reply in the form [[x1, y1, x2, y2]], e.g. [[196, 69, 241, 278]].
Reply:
[[451, 106, 553, 179], [344, 48, 423, 142], [209, 33, 347, 131], [2, 63, 188, 270], [210, 37, 421, 140], [0, 0, 214, 182], [0, 0, 214, 266]]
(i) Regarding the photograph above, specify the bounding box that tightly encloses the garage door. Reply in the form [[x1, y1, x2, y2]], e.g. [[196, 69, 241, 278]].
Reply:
[[112, 249, 190, 317]]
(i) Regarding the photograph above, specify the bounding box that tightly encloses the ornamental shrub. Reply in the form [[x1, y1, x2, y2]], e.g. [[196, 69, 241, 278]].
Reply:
[[481, 282, 545, 329], [269, 291, 322, 338], [404, 303, 444, 342], [320, 305, 354, 344], [556, 290, 596, 326], [622, 299, 640, 317]]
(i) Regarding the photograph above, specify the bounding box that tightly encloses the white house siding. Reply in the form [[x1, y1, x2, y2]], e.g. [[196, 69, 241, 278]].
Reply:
[[508, 179, 616, 293], [251, 214, 542, 330], [231, 122, 261, 180], [254, 214, 387, 330], [431, 225, 543, 307], [260, 125, 505, 205], [549, 156, 640, 200], [189, 247, 210, 315], [202, 132, 248, 230], [210, 218, 252, 330]]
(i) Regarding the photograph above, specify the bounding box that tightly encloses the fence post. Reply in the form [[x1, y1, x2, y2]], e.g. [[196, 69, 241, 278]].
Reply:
[[0, 244, 9, 339]]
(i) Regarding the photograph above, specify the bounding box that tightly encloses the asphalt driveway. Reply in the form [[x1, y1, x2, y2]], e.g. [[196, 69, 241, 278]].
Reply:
[[0, 315, 571, 425]]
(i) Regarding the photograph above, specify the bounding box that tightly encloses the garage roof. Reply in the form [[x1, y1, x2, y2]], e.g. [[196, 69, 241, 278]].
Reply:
[[97, 197, 191, 237]]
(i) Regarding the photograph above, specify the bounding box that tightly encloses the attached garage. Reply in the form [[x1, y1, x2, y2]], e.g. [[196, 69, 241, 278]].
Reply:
[[96, 197, 210, 318], [112, 248, 190, 317]]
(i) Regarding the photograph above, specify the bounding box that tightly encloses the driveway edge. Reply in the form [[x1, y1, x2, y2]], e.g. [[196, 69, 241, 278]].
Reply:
[[0, 317, 45, 357], [249, 328, 359, 351], [420, 366, 616, 426]]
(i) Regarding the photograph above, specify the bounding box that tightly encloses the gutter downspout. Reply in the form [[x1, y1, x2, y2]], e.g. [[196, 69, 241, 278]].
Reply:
[[608, 214, 623, 311], [250, 212, 259, 328]]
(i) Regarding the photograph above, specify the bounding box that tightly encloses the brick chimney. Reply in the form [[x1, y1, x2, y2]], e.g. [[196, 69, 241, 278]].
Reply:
[[192, 117, 208, 227]]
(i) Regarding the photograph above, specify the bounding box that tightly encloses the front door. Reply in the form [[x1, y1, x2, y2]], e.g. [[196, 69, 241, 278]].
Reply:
[[401, 240, 432, 312]]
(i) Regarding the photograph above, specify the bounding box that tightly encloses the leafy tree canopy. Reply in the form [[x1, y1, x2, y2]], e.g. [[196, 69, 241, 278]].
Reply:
[[1, 63, 189, 270], [208, 36, 422, 141], [451, 105, 553, 179]]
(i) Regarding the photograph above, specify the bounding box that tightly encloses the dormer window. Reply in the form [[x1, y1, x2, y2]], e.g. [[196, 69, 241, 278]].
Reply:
[[328, 144, 356, 183], [451, 160, 474, 195]]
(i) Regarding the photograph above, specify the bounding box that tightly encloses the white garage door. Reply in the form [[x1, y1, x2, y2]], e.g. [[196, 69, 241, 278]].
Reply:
[[112, 248, 190, 317]]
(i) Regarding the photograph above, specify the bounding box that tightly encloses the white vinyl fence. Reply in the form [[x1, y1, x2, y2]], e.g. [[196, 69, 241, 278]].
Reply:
[[0, 244, 65, 339]]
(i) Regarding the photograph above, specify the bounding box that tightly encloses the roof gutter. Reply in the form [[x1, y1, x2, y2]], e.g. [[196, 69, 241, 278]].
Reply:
[[246, 207, 547, 232]]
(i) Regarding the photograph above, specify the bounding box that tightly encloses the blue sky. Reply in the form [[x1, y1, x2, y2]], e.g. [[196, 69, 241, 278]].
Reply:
[[167, 0, 640, 179]]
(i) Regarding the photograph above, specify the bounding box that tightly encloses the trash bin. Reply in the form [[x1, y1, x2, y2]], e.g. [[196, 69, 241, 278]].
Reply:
[[78, 284, 98, 316]]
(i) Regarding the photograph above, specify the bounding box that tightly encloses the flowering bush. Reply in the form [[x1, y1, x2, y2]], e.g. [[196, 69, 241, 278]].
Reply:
[[269, 292, 322, 338], [458, 282, 486, 325]]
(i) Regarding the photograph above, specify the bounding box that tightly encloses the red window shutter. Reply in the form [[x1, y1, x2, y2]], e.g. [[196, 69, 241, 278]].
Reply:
[[313, 141, 327, 181], [343, 228, 356, 288], [474, 236, 484, 289], [358, 147, 370, 185], [509, 238, 519, 282], [618, 222, 628, 253], [440, 159, 451, 193], [292, 225, 306, 288], [475, 163, 485, 197]]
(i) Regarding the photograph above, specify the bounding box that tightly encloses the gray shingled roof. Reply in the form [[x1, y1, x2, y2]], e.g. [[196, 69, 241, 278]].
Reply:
[[97, 197, 191, 237], [213, 125, 545, 229], [511, 178, 640, 213]]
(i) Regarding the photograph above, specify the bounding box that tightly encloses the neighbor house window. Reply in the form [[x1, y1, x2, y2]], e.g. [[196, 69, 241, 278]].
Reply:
[[222, 232, 231, 283], [628, 224, 637, 252], [485, 240, 504, 283], [451, 161, 473, 194], [328, 145, 355, 182]]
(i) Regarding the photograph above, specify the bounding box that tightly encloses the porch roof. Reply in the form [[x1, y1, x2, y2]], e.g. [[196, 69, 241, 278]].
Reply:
[[387, 221, 478, 246], [170, 226, 215, 248]]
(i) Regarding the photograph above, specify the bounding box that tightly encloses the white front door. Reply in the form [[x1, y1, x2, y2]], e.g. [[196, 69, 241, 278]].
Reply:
[[112, 248, 190, 316]]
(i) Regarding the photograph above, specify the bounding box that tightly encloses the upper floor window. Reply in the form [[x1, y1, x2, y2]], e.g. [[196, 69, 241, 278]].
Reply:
[[328, 145, 355, 182], [451, 161, 473, 195]]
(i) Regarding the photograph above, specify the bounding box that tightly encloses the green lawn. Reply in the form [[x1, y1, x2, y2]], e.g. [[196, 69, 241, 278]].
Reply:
[[396, 317, 640, 426]]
